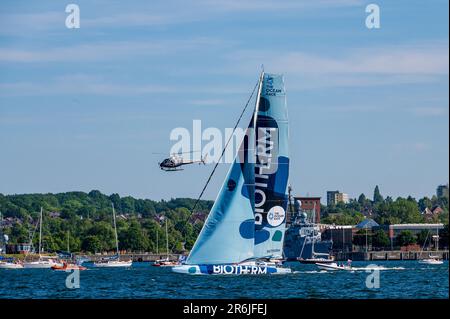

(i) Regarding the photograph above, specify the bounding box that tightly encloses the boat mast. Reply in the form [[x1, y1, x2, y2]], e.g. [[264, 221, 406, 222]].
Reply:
[[253, 69, 264, 132], [436, 226, 439, 251], [311, 202, 316, 257], [39, 207, 43, 256], [165, 217, 169, 260], [112, 203, 119, 256]]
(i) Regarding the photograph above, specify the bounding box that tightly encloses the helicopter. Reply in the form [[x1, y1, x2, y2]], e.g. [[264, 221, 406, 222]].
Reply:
[[157, 152, 207, 171]]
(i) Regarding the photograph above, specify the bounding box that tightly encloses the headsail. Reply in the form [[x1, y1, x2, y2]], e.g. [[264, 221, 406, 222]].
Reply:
[[253, 73, 289, 259], [186, 122, 256, 265]]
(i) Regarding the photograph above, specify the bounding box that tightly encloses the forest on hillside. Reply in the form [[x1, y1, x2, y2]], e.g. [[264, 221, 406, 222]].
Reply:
[[0, 190, 213, 254], [0, 186, 448, 254]]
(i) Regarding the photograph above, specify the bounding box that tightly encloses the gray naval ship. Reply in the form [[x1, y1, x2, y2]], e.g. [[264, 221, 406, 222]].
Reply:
[[283, 200, 333, 261]]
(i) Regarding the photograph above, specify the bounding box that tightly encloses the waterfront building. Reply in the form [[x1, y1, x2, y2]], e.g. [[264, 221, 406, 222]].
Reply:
[[386, 223, 445, 238], [6, 243, 32, 254], [326, 190, 350, 206], [295, 196, 321, 223], [437, 184, 449, 198], [321, 225, 353, 253]]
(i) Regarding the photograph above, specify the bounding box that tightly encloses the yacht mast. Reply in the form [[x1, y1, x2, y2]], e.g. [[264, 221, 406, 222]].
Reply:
[[253, 70, 264, 132], [311, 202, 316, 256], [166, 218, 169, 259], [112, 203, 119, 256], [39, 207, 43, 256]]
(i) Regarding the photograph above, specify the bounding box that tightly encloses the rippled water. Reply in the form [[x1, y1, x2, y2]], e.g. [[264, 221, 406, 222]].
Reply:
[[0, 261, 448, 299]]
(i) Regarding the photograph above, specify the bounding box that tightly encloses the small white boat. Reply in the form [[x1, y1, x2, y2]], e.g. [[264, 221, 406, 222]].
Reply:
[[0, 261, 24, 269], [93, 204, 132, 268], [152, 259, 180, 267], [93, 259, 132, 268], [23, 208, 62, 269], [152, 217, 179, 267], [23, 257, 60, 269], [316, 262, 352, 271], [417, 229, 444, 265], [419, 258, 444, 265], [298, 256, 335, 264]]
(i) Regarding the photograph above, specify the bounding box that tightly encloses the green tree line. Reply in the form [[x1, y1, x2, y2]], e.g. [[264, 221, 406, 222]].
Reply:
[[0, 191, 213, 254], [321, 185, 449, 226]]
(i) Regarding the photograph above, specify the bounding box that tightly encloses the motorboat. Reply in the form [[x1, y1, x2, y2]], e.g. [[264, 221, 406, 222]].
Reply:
[[51, 262, 87, 271], [316, 261, 353, 271], [0, 260, 24, 269], [419, 257, 444, 265]]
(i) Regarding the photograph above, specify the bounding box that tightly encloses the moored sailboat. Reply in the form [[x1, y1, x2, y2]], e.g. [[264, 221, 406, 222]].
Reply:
[[23, 207, 61, 269], [418, 230, 444, 265], [93, 204, 132, 268], [173, 71, 292, 275], [153, 217, 180, 267], [51, 232, 87, 271]]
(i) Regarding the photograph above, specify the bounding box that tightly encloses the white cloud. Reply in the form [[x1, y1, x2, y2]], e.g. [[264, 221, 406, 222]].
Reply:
[[221, 42, 449, 89], [189, 99, 227, 106], [0, 75, 175, 96], [392, 142, 431, 153], [0, 37, 225, 63], [411, 106, 449, 117], [0, 0, 363, 35]]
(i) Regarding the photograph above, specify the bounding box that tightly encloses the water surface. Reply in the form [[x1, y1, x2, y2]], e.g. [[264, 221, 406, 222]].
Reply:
[[0, 261, 447, 299]]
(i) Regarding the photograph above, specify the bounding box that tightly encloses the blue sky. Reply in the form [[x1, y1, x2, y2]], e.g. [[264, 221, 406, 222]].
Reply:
[[0, 0, 448, 203]]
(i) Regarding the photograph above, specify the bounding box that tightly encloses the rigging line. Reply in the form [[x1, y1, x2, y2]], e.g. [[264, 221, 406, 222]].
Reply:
[[189, 76, 261, 217]]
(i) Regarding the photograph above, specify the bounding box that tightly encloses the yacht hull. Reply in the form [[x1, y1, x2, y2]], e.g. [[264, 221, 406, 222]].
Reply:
[[172, 264, 291, 275], [418, 259, 444, 265], [23, 261, 58, 269], [0, 262, 24, 269], [93, 260, 132, 268]]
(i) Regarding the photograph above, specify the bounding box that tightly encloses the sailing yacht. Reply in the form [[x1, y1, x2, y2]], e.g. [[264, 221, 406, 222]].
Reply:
[[52, 231, 87, 271], [419, 231, 444, 265], [23, 208, 60, 269], [153, 217, 179, 267], [172, 72, 292, 275], [93, 204, 132, 268]]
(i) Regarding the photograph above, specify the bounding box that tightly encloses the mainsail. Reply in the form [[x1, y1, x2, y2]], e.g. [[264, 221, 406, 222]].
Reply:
[[186, 72, 289, 265], [186, 122, 256, 265], [253, 73, 289, 259]]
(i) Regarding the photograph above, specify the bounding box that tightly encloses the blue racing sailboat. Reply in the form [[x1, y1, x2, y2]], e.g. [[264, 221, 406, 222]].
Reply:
[[172, 72, 291, 275]]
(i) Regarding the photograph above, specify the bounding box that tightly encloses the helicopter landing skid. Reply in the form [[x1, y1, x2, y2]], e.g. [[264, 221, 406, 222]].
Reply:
[[161, 168, 184, 172]]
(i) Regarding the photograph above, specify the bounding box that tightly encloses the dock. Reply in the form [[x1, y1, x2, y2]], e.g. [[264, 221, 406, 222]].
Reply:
[[334, 250, 449, 261], [77, 253, 183, 262]]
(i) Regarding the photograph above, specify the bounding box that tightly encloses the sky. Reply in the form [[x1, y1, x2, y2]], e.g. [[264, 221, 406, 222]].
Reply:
[[0, 0, 448, 203]]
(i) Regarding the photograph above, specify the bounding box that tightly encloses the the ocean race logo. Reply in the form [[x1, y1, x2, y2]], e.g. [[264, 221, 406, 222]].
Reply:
[[266, 206, 286, 227]]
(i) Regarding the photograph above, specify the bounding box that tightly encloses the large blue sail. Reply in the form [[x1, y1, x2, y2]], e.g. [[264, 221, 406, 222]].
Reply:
[[253, 73, 289, 259], [186, 124, 256, 265]]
